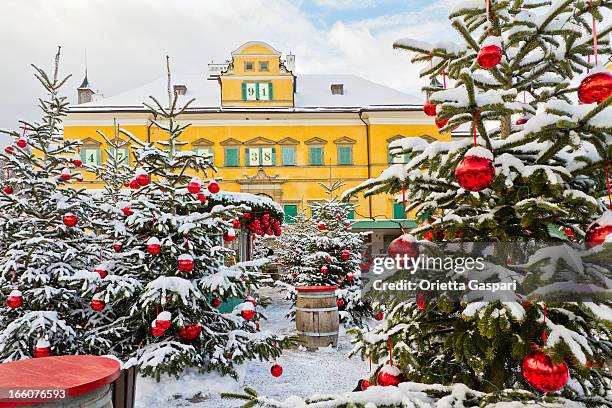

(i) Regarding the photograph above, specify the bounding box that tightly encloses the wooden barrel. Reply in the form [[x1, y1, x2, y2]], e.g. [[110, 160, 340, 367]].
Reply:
[[295, 286, 339, 349]]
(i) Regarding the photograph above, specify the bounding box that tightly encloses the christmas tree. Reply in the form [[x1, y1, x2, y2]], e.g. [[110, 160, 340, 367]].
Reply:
[[228, 0, 612, 406], [0, 48, 100, 360], [64, 57, 291, 379], [275, 182, 371, 327]]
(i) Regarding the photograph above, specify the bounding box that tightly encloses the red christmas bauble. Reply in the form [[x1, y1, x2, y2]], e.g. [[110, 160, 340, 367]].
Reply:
[[563, 226, 575, 240], [340, 250, 350, 261], [211, 298, 222, 308], [232, 219, 241, 229], [318, 222, 326, 231], [376, 311, 384, 321], [122, 206, 133, 216], [515, 117, 529, 125], [274, 228, 281, 236], [3, 185, 13, 195], [585, 211, 612, 247], [147, 237, 161, 255], [521, 350, 568, 392], [178, 324, 201, 341], [129, 179, 140, 189], [113, 242, 122, 252], [63, 213, 78, 227], [455, 152, 495, 191], [271, 364, 283, 377], [435, 116, 449, 129], [241, 309, 255, 320], [156, 311, 171, 330], [177, 254, 194, 272], [387, 234, 418, 259], [578, 71, 612, 104], [423, 99, 437, 117], [196, 193, 207, 203], [359, 379, 371, 391], [208, 180, 220, 194], [136, 172, 150, 186], [477, 44, 502, 69], [255, 322, 260, 330], [244, 212, 251, 219], [223, 230, 236, 242], [33, 347, 50, 358], [94, 266, 108, 279], [325, 256, 332, 263], [16, 139, 27, 148], [188, 178, 201, 194], [336, 298, 345, 308], [4, 146, 14, 154], [6, 290, 23, 309], [320, 265, 328, 274], [416, 291, 427, 311], [91, 298, 105, 311], [150, 321, 166, 337], [72, 155, 82, 167], [377, 365, 404, 387], [60, 169, 71, 181]]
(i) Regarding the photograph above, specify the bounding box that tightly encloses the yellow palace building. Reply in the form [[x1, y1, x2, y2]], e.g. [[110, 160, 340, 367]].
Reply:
[[64, 41, 449, 249]]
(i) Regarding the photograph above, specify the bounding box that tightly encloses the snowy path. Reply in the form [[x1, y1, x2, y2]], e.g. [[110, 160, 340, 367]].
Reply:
[[136, 287, 369, 407]]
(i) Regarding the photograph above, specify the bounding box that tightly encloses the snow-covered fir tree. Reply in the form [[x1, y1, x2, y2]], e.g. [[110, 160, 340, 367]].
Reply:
[[0, 49, 100, 360], [229, 0, 612, 406], [64, 57, 290, 379], [276, 182, 371, 327]]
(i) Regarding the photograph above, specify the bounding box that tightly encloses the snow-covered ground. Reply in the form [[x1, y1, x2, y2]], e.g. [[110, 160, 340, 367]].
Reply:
[[135, 286, 369, 407]]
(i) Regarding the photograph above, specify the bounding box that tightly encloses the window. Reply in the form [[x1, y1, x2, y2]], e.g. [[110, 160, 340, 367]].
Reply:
[[393, 203, 407, 219], [309, 146, 324, 165], [337, 146, 353, 165], [81, 148, 100, 165], [259, 61, 269, 71], [388, 151, 410, 164], [194, 147, 214, 165], [343, 204, 355, 219], [281, 146, 296, 166], [283, 205, 298, 224], [242, 82, 273, 101], [244, 61, 254, 71], [245, 147, 276, 166], [115, 148, 130, 165], [225, 147, 240, 167]]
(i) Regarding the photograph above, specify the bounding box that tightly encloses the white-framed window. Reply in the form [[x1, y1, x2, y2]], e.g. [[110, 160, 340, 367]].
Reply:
[[194, 147, 214, 165], [81, 148, 101, 165], [246, 147, 276, 166], [258, 83, 270, 101]]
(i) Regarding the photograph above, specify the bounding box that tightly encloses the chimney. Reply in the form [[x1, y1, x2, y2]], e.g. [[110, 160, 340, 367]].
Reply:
[[331, 83, 344, 95], [77, 70, 95, 104], [286, 53, 295, 73], [173, 84, 187, 95]]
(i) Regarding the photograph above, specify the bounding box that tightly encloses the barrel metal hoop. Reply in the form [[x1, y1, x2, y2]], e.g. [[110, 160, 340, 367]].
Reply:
[[296, 330, 339, 337], [296, 307, 338, 312], [298, 293, 335, 299]]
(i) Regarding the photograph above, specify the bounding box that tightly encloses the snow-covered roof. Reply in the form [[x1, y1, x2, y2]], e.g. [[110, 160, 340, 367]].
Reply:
[[69, 74, 420, 113]]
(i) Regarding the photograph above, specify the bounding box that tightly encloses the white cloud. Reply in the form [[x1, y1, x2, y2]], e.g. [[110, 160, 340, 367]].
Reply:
[[0, 0, 454, 146], [312, 0, 376, 10]]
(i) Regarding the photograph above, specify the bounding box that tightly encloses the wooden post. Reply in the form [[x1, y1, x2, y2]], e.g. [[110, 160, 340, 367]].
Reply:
[[112, 366, 137, 408]]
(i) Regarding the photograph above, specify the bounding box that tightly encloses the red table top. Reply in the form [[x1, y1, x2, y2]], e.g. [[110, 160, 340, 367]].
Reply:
[[0, 355, 121, 407], [296, 285, 338, 292]]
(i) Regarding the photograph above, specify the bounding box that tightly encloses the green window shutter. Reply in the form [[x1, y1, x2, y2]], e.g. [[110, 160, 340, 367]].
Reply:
[[283, 205, 298, 224], [282, 146, 295, 165], [388, 150, 393, 164], [268, 83, 273, 100], [80, 149, 86, 164], [338, 146, 352, 165], [271, 147, 276, 165], [255, 82, 260, 100], [225, 148, 239, 167], [242, 82, 247, 101], [393, 203, 406, 219], [310, 147, 323, 165], [245, 148, 251, 166], [96, 149, 102, 164]]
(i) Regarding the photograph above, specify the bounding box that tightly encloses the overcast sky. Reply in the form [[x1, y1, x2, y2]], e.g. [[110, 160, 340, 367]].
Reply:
[[0, 0, 457, 144]]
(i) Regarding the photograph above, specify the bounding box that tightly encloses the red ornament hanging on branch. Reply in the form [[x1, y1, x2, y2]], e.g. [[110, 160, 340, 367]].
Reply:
[[121, 205, 133, 216], [150, 320, 166, 337], [94, 264, 108, 279], [135, 169, 150, 186], [522, 350, 569, 392], [177, 254, 194, 272], [241, 302, 255, 320], [112, 242, 122, 252], [223, 229, 236, 242], [188, 177, 201, 194], [455, 146, 495, 191], [340, 250, 351, 261], [416, 291, 427, 311], [211, 298, 222, 308], [63, 213, 78, 227], [585, 210, 612, 247], [423, 99, 437, 117], [33, 338, 50, 358], [178, 324, 201, 341], [477, 36, 502, 70], [4, 146, 14, 154], [6, 289, 23, 309], [129, 179, 140, 189], [91, 297, 106, 312], [72, 153, 82, 167], [578, 71, 612, 104], [377, 365, 404, 387], [207, 179, 220, 194], [146, 237, 161, 255], [16, 138, 27, 148], [388, 234, 419, 259], [60, 168, 71, 181], [156, 311, 171, 330], [3, 185, 13, 195]]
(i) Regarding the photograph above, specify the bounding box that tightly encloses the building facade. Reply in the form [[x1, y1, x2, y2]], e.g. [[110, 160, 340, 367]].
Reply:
[[64, 41, 450, 250]]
